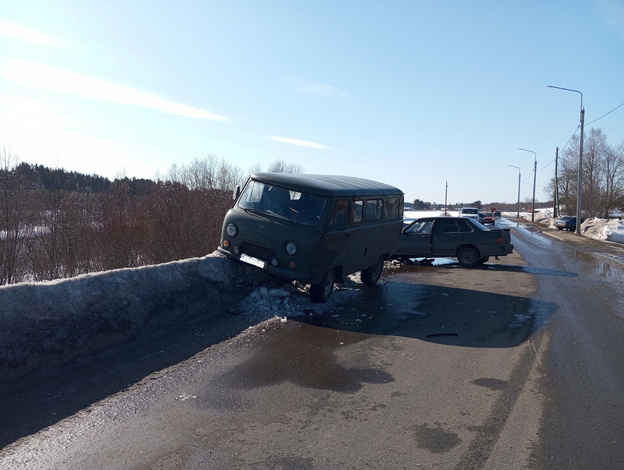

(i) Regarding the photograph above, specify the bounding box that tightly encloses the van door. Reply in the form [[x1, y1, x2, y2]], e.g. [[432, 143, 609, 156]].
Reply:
[[315, 199, 351, 282], [344, 198, 384, 273]]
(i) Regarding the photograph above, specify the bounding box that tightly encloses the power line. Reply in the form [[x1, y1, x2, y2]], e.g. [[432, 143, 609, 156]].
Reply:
[[555, 100, 623, 154], [585, 100, 624, 126], [557, 126, 580, 155]]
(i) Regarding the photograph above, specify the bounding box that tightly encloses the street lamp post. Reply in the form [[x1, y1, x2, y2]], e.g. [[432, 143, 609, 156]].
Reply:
[[518, 148, 537, 222], [508, 165, 521, 218], [548, 85, 584, 234]]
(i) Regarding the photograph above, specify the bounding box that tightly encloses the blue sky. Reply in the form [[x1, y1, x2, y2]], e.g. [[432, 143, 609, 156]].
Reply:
[[1, 0, 623, 206]]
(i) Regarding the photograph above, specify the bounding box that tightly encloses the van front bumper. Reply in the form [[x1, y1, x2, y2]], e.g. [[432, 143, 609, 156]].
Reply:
[[218, 247, 314, 283]]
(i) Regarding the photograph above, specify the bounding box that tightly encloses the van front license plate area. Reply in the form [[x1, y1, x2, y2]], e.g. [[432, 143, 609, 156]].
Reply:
[[240, 253, 267, 269]]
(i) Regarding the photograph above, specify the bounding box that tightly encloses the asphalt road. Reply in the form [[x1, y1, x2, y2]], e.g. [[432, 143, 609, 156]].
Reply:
[[1, 218, 624, 469]]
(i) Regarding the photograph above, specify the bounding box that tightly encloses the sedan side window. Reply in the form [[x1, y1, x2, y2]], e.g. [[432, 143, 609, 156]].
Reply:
[[457, 219, 474, 233], [433, 219, 460, 233], [406, 220, 433, 234]]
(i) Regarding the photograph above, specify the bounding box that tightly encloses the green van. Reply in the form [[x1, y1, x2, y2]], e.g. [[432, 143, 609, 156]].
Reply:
[[218, 173, 404, 302]]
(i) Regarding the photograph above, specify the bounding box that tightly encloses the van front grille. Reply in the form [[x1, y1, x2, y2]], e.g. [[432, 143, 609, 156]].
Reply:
[[240, 242, 275, 261]]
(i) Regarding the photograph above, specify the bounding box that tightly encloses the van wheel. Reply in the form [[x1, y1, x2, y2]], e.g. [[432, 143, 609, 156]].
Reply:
[[361, 257, 384, 286], [310, 269, 335, 303], [458, 247, 479, 267]]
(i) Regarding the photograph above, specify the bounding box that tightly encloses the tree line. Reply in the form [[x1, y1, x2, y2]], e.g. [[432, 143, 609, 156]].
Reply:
[[1, 150, 300, 285], [549, 128, 624, 217]]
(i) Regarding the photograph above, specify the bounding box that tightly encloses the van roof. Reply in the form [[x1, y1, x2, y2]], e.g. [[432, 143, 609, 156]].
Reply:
[[250, 173, 404, 197]]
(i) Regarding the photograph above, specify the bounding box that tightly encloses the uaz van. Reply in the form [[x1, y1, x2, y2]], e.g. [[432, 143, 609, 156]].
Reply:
[[218, 173, 404, 302]]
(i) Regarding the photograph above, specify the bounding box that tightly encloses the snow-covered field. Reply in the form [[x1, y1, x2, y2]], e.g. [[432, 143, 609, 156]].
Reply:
[[404, 209, 624, 245]]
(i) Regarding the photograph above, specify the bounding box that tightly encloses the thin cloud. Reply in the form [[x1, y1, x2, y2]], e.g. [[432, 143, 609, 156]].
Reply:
[[3, 61, 229, 121], [293, 80, 348, 99], [0, 20, 55, 45], [270, 136, 331, 150]]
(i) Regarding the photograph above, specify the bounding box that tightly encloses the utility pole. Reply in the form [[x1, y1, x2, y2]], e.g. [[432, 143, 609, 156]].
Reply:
[[547, 85, 584, 234], [554, 147, 559, 217], [444, 181, 448, 216], [577, 107, 585, 234], [518, 148, 537, 222]]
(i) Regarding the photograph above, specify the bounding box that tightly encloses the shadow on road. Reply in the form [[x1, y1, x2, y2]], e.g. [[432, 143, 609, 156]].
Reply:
[[292, 280, 558, 350], [0, 309, 254, 451], [397, 259, 577, 278]]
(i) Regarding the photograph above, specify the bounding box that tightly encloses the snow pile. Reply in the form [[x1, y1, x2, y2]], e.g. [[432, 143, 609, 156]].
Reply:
[[517, 208, 624, 245], [236, 275, 362, 322], [0, 251, 259, 377], [583, 218, 624, 244]]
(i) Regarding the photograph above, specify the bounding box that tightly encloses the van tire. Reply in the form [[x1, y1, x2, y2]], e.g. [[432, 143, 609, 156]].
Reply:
[[310, 269, 335, 303], [458, 247, 479, 267], [361, 257, 384, 286]]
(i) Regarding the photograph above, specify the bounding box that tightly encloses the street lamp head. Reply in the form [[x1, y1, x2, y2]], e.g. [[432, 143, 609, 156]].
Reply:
[[518, 147, 536, 158], [547, 85, 583, 111]]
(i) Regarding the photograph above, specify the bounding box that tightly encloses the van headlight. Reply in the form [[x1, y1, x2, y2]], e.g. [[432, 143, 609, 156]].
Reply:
[[226, 224, 238, 238], [285, 241, 297, 255]]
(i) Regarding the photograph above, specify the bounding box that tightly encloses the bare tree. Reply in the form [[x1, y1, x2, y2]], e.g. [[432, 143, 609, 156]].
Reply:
[[0, 148, 37, 284], [602, 142, 624, 216], [267, 159, 304, 174], [554, 129, 624, 217], [248, 162, 263, 175]]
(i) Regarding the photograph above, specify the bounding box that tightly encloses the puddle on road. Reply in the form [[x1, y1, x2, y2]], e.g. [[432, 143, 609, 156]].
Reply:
[[572, 250, 624, 281], [221, 321, 393, 393]]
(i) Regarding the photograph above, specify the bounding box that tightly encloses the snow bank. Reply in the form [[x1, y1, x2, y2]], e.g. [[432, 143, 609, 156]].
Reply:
[[0, 251, 271, 378], [516, 208, 624, 245]]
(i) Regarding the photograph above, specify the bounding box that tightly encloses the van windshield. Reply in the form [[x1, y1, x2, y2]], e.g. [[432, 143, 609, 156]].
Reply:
[[238, 180, 327, 226]]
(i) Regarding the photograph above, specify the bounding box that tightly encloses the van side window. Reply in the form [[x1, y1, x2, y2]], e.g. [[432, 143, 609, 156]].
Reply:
[[384, 197, 399, 219], [365, 199, 383, 221], [326, 199, 350, 231], [353, 200, 363, 224]]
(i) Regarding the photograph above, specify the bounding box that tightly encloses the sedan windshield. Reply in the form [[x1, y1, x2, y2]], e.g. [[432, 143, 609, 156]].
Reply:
[[238, 180, 326, 226]]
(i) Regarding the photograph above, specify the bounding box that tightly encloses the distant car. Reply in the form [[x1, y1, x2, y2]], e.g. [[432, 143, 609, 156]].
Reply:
[[555, 216, 585, 231], [492, 210, 501, 219], [393, 216, 514, 267], [479, 212, 495, 225], [459, 207, 480, 220]]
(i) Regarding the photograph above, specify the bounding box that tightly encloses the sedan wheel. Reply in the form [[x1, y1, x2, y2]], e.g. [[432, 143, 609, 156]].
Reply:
[[458, 247, 479, 267]]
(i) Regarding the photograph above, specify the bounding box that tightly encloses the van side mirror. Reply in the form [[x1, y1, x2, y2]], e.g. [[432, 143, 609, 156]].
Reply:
[[233, 185, 241, 201]]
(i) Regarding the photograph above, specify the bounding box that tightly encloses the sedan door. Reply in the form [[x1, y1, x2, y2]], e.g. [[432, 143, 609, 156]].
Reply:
[[431, 219, 464, 256], [395, 219, 434, 257]]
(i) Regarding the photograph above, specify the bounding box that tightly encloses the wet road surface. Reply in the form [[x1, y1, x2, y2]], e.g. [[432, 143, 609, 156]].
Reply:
[[2, 218, 624, 469]]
